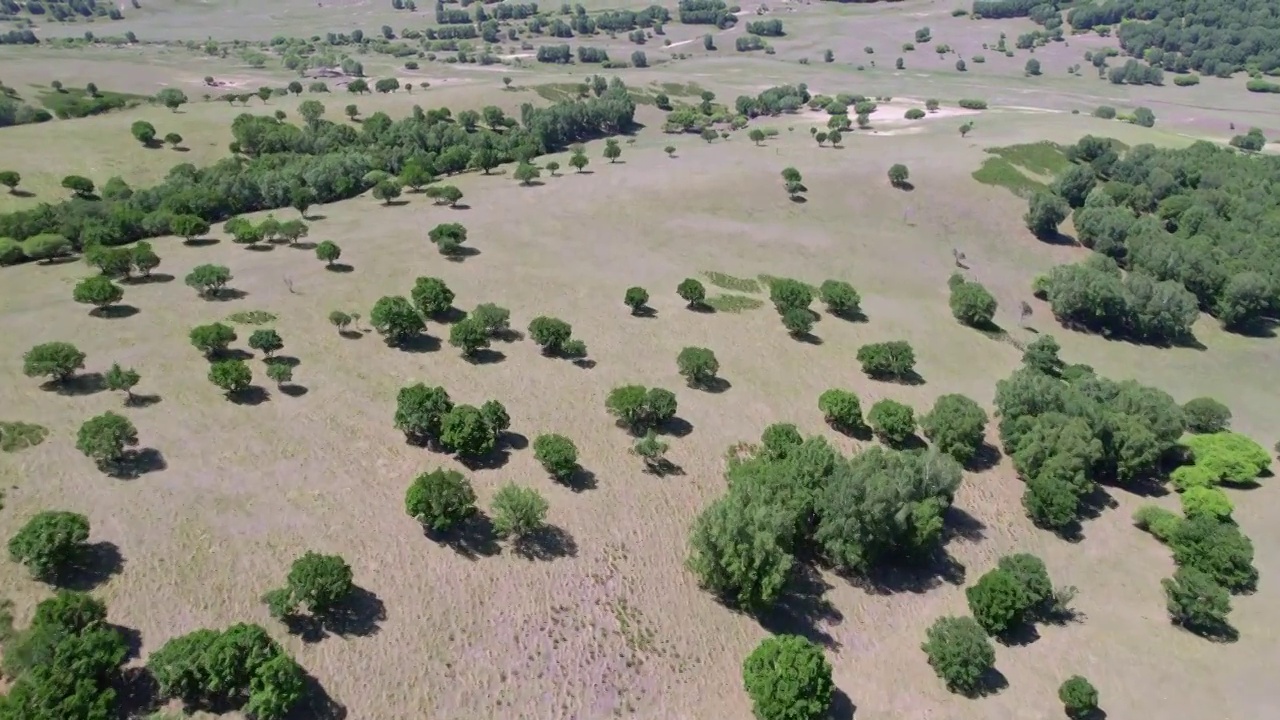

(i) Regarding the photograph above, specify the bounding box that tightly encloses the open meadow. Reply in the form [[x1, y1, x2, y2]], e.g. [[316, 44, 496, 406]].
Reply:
[[2, 1, 1279, 720]]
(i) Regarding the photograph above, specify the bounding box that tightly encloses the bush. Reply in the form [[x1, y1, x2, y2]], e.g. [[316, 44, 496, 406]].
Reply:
[[410, 276, 454, 318], [1182, 397, 1232, 434], [264, 552, 354, 618], [606, 385, 677, 433], [1025, 191, 1069, 238], [957, 99, 988, 110], [921, 616, 995, 696], [148, 623, 305, 718], [7, 511, 90, 582], [905, 108, 925, 120], [76, 411, 139, 467], [471, 303, 511, 335], [818, 389, 863, 432], [687, 489, 794, 612], [856, 341, 916, 380], [189, 322, 237, 357], [22, 341, 86, 382], [818, 279, 861, 317], [1133, 505, 1182, 543], [406, 468, 478, 532], [1131, 106, 1156, 127], [1180, 486, 1233, 522], [769, 278, 812, 314], [949, 278, 997, 327], [741, 634, 833, 720], [966, 568, 1029, 635], [528, 316, 573, 354], [440, 405, 497, 458], [624, 286, 650, 314], [491, 484, 549, 539], [867, 400, 915, 446], [921, 394, 988, 464], [1058, 676, 1100, 719], [394, 384, 452, 445], [1171, 432, 1270, 490], [678, 278, 706, 307], [1163, 566, 1231, 634], [677, 347, 720, 388], [1169, 515, 1256, 592], [1023, 474, 1081, 531], [534, 433, 579, 481]]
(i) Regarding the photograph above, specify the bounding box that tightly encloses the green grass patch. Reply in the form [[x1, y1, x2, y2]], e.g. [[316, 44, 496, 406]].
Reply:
[[757, 274, 817, 295], [705, 294, 765, 313], [657, 81, 705, 97], [971, 157, 1049, 197], [703, 271, 762, 293], [531, 83, 581, 103], [0, 421, 49, 453], [37, 85, 148, 120], [986, 141, 1071, 177], [227, 310, 278, 325]]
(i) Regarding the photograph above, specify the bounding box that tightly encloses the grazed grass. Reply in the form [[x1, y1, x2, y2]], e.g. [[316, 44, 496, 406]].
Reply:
[[702, 271, 762, 294], [227, 310, 278, 325], [757, 274, 817, 295], [704, 294, 765, 313], [657, 81, 705, 98], [971, 157, 1049, 197], [0, 421, 49, 453], [36, 85, 149, 119], [987, 141, 1071, 176]]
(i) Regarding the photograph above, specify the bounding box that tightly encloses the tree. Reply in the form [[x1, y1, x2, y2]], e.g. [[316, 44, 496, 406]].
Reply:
[[818, 389, 864, 432], [472, 303, 511, 336], [818, 280, 861, 317], [1023, 474, 1081, 531], [440, 405, 497, 459], [778, 307, 811, 336], [298, 99, 325, 127], [449, 318, 490, 358], [156, 87, 189, 111], [1162, 566, 1231, 635], [103, 363, 140, 403], [700, 127, 718, 143], [677, 347, 720, 388], [1168, 515, 1256, 592], [781, 167, 805, 200], [1217, 272, 1272, 330], [888, 163, 909, 187], [921, 394, 988, 464], [769, 279, 812, 314], [184, 264, 233, 297], [749, 128, 766, 145], [1025, 58, 1042, 76], [624, 286, 650, 315], [603, 138, 622, 163], [1022, 335, 1063, 375], [131, 120, 157, 145], [208, 359, 252, 395], [405, 468, 478, 533], [62, 175, 95, 198], [248, 329, 284, 358], [606, 385, 677, 434], [22, 342, 85, 383], [371, 296, 426, 345], [266, 361, 292, 388], [491, 484, 549, 539], [315, 240, 342, 266], [1183, 398, 1232, 434], [148, 624, 302, 718], [741, 634, 834, 720], [1052, 165, 1095, 208], [632, 430, 672, 473], [1025, 192, 1069, 239], [677, 278, 706, 308], [921, 616, 996, 696], [189, 322, 237, 357], [71, 276, 126, 317], [172, 215, 212, 243], [7, 511, 90, 582], [480, 399, 509, 442], [687, 489, 794, 612], [856, 341, 917, 380], [165, 133, 184, 148], [86, 245, 133, 279], [411, 276, 454, 319], [949, 278, 998, 328], [1058, 676, 1100, 720], [867, 400, 916, 447], [569, 150, 590, 173], [372, 179, 402, 204], [513, 162, 541, 185], [74, 412, 138, 473], [545, 160, 561, 176], [528, 316, 573, 355], [132, 241, 161, 277], [664, 145, 676, 157], [534, 433, 579, 481], [966, 568, 1030, 635], [329, 311, 353, 334], [345, 103, 360, 119], [394, 384, 453, 445], [0, 170, 20, 193], [265, 552, 354, 618], [21, 234, 71, 263]]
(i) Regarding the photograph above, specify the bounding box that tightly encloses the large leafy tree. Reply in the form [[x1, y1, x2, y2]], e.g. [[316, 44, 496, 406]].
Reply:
[[491, 484, 549, 540], [190, 322, 237, 357], [440, 405, 497, 459], [921, 616, 996, 696], [410, 276, 455, 319], [686, 489, 795, 613], [263, 551, 355, 619], [742, 634, 834, 720], [920, 393, 988, 464], [148, 623, 305, 719], [76, 411, 139, 467], [394, 384, 453, 446], [405, 468, 478, 533], [533, 433, 579, 481], [8, 510, 90, 582], [22, 342, 86, 383], [370, 295, 425, 345]]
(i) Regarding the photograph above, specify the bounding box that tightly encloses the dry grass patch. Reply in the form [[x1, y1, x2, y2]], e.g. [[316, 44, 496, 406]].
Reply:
[[703, 271, 763, 294]]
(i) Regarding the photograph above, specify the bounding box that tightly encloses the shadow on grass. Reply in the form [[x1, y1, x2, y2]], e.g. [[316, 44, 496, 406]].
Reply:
[[271, 355, 302, 368], [105, 447, 167, 479], [203, 288, 249, 302], [245, 244, 275, 253], [659, 416, 694, 438], [280, 384, 309, 398], [466, 348, 506, 365], [127, 273, 174, 285], [996, 621, 1041, 647], [512, 524, 578, 561], [425, 512, 501, 560], [393, 333, 441, 353], [325, 263, 355, 273], [58, 541, 124, 591], [338, 329, 363, 340], [944, 505, 987, 543], [229, 386, 271, 406], [827, 421, 873, 441], [558, 466, 597, 493], [757, 564, 844, 650], [286, 585, 387, 643], [791, 331, 823, 345], [829, 688, 857, 720], [125, 393, 163, 408], [292, 241, 318, 250], [44, 372, 106, 396], [850, 548, 966, 596], [443, 246, 481, 262], [965, 442, 1003, 472], [287, 670, 348, 720], [183, 237, 220, 247], [690, 376, 731, 393]]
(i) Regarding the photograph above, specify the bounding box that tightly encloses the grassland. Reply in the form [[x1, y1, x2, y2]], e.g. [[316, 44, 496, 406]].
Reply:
[[1, 2, 1278, 719]]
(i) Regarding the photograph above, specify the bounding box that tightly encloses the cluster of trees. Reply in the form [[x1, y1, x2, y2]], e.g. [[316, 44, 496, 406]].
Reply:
[[0, 79, 637, 257], [971, 0, 1054, 20], [686, 422, 965, 613], [746, 19, 784, 36], [995, 338, 1189, 533], [734, 83, 811, 117], [406, 468, 550, 544], [736, 35, 767, 52], [395, 383, 511, 460], [678, 0, 736, 27], [596, 5, 669, 31], [1032, 136, 1280, 334], [1068, 0, 1280, 76], [536, 44, 573, 63]]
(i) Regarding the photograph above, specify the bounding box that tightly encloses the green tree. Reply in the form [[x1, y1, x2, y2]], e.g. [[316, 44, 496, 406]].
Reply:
[[165, 132, 184, 148], [545, 160, 561, 176], [62, 175, 95, 198], [677, 278, 706, 308], [156, 87, 189, 111], [769, 279, 812, 315], [1023, 474, 1081, 531], [265, 361, 292, 388], [513, 162, 541, 185], [265, 552, 354, 618], [818, 280, 861, 318], [749, 128, 766, 145], [131, 120, 157, 145], [480, 399, 510, 441], [491, 484, 549, 539], [86, 245, 134, 279], [950, 278, 998, 327], [405, 468, 478, 533], [0, 170, 20, 193], [394, 384, 453, 445], [22, 342, 86, 383], [172, 215, 212, 243], [742, 634, 834, 720], [632, 430, 672, 473], [1022, 335, 1063, 375], [1182, 398, 1232, 434], [1058, 676, 1100, 719], [624, 286, 650, 315], [534, 433, 579, 481], [998, 553, 1054, 612], [103, 363, 140, 403], [686, 489, 794, 612], [921, 394, 988, 464], [372, 179, 402, 204], [411, 276, 455, 319], [315, 240, 342, 266], [449, 317, 490, 358], [245, 654, 305, 720], [1169, 515, 1257, 592], [248, 329, 284, 358], [603, 138, 622, 163], [184, 264, 233, 297], [22, 234, 72, 262], [76, 411, 138, 467], [189, 322, 237, 357], [677, 347, 720, 388], [298, 99, 325, 127], [1162, 566, 1231, 635], [781, 307, 814, 336], [856, 341, 917, 381], [867, 399, 918, 445], [818, 389, 864, 432], [1052, 164, 1095, 208], [371, 295, 426, 345], [328, 311, 353, 334], [888, 163, 909, 187], [441, 405, 497, 458], [921, 616, 996, 696], [208, 359, 252, 396], [966, 568, 1029, 635], [528, 316, 573, 355], [569, 150, 589, 173], [1025, 192, 1069, 239], [472, 303, 511, 336], [7, 511, 90, 582], [132, 241, 161, 277], [606, 385, 677, 434]]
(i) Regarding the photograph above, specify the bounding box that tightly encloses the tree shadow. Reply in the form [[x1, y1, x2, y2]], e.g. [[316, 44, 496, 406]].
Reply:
[[789, 195, 808, 204], [106, 447, 168, 479], [381, 199, 410, 207], [792, 331, 823, 345], [757, 564, 843, 649], [573, 357, 597, 370], [59, 541, 124, 590], [218, 348, 255, 361], [443, 246, 481, 262], [114, 667, 161, 719], [517, 180, 546, 187], [828, 421, 873, 441], [691, 376, 732, 393], [1228, 317, 1278, 339], [467, 348, 506, 365], [325, 263, 355, 273], [558, 466, 597, 493], [203, 288, 249, 302], [281, 384, 310, 397], [448, 203, 471, 210], [432, 306, 467, 324], [688, 302, 715, 314], [183, 237, 220, 247], [394, 333, 440, 353], [852, 549, 966, 595], [642, 457, 685, 477], [1036, 231, 1078, 247], [512, 524, 578, 561], [272, 355, 302, 368], [996, 622, 1041, 647], [883, 433, 928, 452], [829, 687, 857, 720], [245, 244, 275, 252], [286, 670, 348, 720], [91, 302, 140, 316], [229, 385, 271, 406], [965, 442, 1003, 472], [944, 505, 987, 543], [1177, 617, 1239, 643], [127, 272, 175, 284], [501, 431, 529, 451], [830, 309, 868, 323], [426, 512, 502, 560], [125, 393, 163, 408], [659, 416, 694, 438], [460, 447, 512, 471], [492, 328, 524, 343], [45, 372, 106, 396], [292, 241, 319, 250], [965, 666, 1009, 698], [8, 188, 35, 198], [320, 585, 386, 638], [893, 181, 915, 191], [339, 329, 364, 340], [630, 305, 657, 318]]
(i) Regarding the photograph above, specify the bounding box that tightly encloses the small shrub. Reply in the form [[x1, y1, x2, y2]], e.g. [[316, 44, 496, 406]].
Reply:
[[921, 616, 995, 696], [867, 399, 915, 447], [1182, 397, 1232, 434], [1058, 676, 1100, 719]]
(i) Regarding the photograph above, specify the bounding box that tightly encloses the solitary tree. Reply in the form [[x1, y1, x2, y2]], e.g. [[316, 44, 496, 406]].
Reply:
[[676, 347, 720, 388], [818, 389, 864, 433], [189, 322, 237, 357], [1058, 676, 1100, 719], [76, 411, 139, 467], [513, 162, 541, 185], [23, 342, 86, 383], [394, 384, 453, 446], [372, 179, 402, 205], [677, 278, 706, 308], [315, 240, 342, 266], [72, 276, 124, 315], [132, 241, 161, 278], [371, 296, 425, 345], [405, 468, 478, 533], [263, 552, 355, 619], [749, 128, 766, 145], [534, 433, 579, 482], [819, 280, 861, 318], [266, 361, 293, 388], [172, 215, 212, 244], [624, 286, 650, 315], [603, 138, 622, 163], [7, 511, 90, 582], [328, 311, 353, 334], [411, 276, 454, 319], [130, 120, 157, 146], [888, 163, 910, 187], [441, 405, 497, 459], [248, 329, 284, 358], [1163, 565, 1231, 635], [184, 264, 233, 297], [491, 484, 549, 540], [632, 430, 672, 473], [921, 616, 996, 696], [0, 170, 20, 193], [857, 341, 917, 380], [208, 359, 252, 396], [742, 634, 834, 720], [449, 318, 490, 358], [528, 316, 573, 355], [61, 175, 95, 198], [103, 363, 141, 404]]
